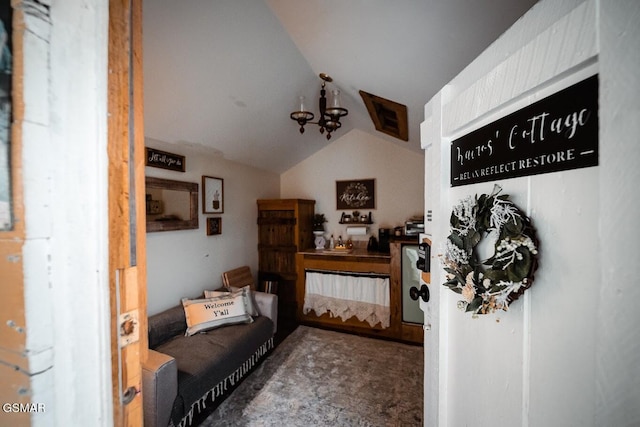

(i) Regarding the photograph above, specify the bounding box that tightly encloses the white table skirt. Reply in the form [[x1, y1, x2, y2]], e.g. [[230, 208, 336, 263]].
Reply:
[[303, 271, 390, 328]]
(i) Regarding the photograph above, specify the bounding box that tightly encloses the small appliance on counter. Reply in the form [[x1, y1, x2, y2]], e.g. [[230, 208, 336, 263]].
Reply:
[[378, 228, 391, 253], [367, 235, 379, 252], [404, 216, 425, 236]]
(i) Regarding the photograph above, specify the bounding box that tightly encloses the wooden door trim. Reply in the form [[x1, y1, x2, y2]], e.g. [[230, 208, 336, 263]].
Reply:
[[108, 0, 147, 424], [0, 5, 28, 425]]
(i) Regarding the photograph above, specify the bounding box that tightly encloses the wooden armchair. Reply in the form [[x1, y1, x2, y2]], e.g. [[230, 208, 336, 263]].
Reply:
[[221, 266, 255, 290], [221, 265, 278, 333]]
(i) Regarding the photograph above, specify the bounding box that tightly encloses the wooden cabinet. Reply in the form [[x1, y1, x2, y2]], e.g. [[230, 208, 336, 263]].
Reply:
[[296, 250, 395, 339], [257, 199, 315, 320], [295, 241, 423, 344]]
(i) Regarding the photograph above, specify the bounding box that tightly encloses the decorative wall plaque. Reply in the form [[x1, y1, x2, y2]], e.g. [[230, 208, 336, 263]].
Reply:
[[145, 147, 185, 172], [336, 179, 376, 210], [451, 75, 598, 187]]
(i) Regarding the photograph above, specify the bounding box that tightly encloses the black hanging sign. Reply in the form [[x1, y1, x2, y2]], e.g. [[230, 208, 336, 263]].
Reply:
[[145, 147, 186, 172], [451, 75, 598, 187]]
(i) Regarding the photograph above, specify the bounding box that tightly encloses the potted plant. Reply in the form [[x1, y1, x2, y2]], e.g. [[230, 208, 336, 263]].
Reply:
[[313, 213, 327, 233]]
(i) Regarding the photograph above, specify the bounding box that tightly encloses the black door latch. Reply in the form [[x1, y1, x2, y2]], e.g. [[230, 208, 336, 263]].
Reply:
[[409, 284, 430, 302]]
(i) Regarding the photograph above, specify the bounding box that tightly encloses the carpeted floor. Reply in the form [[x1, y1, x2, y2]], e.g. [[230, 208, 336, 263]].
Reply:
[[200, 325, 423, 426]]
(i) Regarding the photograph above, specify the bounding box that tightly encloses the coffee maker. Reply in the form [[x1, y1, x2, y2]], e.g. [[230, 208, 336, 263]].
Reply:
[[378, 228, 391, 253]]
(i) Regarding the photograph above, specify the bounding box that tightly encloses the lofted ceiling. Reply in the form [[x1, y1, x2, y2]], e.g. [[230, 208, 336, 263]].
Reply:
[[142, 0, 539, 174]]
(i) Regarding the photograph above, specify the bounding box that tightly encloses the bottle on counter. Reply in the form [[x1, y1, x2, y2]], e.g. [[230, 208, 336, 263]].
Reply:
[[337, 235, 344, 247], [329, 234, 335, 249], [346, 238, 353, 249]]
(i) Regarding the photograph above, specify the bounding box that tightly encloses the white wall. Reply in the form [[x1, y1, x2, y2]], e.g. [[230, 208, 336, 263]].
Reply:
[[20, 1, 113, 426], [422, 0, 640, 426], [281, 129, 424, 242], [145, 139, 280, 315]]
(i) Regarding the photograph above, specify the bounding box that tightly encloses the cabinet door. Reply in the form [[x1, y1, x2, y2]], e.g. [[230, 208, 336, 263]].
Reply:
[[258, 210, 295, 246], [258, 210, 296, 275]]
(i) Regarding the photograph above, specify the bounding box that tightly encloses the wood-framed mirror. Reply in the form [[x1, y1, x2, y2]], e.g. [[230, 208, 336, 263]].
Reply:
[[145, 177, 198, 232]]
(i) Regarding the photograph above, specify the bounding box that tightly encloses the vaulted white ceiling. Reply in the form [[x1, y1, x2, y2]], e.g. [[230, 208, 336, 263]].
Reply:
[[143, 0, 538, 173]]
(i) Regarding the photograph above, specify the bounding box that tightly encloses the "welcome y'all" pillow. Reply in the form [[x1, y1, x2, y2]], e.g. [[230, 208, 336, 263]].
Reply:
[[182, 288, 253, 336]]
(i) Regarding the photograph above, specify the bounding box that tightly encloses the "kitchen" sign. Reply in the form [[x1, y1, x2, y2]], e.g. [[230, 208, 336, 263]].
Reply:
[[451, 74, 598, 187]]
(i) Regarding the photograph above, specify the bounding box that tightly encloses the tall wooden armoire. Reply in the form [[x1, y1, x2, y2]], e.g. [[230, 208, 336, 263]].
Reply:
[[257, 199, 315, 322]]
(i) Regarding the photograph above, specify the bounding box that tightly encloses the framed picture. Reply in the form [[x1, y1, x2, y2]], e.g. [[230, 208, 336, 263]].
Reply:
[[206, 217, 222, 236], [336, 179, 376, 210], [202, 176, 224, 214]]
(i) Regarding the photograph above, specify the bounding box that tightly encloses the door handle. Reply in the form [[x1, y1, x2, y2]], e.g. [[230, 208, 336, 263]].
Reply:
[[409, 284, 430, 302]]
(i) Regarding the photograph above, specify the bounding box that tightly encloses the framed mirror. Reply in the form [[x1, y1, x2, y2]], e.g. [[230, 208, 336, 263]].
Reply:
[[145, 177, 198, 232]]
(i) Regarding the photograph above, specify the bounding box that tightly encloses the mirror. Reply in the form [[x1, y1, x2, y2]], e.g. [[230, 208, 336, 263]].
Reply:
[[145, 177, 198, 232]]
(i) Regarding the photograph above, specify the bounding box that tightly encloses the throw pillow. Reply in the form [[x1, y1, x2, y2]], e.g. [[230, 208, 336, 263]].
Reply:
[[182, 289, 253, 336], [204, 285, 259, 316]]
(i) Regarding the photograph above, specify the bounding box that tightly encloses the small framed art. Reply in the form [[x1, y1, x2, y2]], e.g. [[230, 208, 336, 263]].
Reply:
[[202, 176, 224, 214], [206, 217, 222, 236]]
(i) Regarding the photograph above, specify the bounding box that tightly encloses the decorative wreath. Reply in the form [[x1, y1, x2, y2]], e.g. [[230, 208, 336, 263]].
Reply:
[[441, 185, 539, 316]]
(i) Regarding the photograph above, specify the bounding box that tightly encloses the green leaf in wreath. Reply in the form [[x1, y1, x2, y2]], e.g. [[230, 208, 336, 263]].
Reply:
[[508, 248, 532, 282], [477, 194, 487, 210], [444, 282, 460, 291], [450, 211, 459, 228], [506, 216, 524, 236], [484, 268, 507, 282], [449, 233, 465, 250], [492, 254, 509, 270], [443, 282, 462, 293], [469, 230, 481, 247], [466, 296, 483, 313], [443, 266, 466, 286], [489, 284, 505, 293]]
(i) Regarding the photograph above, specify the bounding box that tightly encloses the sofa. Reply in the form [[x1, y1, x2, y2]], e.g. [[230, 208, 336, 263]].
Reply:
[[142, 289, 278, 427]]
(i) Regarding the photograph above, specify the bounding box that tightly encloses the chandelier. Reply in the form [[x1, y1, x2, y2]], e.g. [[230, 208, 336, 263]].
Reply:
[[290, 73, 348, 140]]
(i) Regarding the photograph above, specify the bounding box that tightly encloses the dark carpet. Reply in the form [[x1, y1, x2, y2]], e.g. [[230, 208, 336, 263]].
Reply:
[[200, 325, 423, 426]]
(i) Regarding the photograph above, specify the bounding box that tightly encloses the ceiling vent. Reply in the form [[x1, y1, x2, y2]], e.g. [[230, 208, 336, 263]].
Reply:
[[359, 90, 408, 141]]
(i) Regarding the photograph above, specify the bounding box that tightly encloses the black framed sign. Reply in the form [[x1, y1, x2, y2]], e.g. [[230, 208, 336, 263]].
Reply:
[[336, 179, 376, 210], [145, 147, 186, 172], [451, 74, 598, 187]]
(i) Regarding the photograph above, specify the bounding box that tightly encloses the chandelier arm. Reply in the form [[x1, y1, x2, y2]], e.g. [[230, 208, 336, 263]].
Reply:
[[290, 73, 348, 137]]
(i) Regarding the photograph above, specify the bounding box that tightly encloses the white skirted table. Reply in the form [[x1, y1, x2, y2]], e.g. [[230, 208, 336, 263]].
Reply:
[[304, 270, 391, 328], [296, 248, 402, 339]]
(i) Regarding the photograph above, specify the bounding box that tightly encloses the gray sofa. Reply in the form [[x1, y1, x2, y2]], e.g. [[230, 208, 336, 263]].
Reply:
[[142, 291, 277, 427]]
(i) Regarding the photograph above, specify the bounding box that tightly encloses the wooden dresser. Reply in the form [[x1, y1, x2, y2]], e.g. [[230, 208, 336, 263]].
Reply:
[[257, 199, 315, 322]]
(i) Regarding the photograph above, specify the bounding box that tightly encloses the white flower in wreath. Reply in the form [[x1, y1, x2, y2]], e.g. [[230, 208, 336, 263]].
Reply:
[[495, 236, 538, 269], [465, 272, 474, 287], [452, 196, 477, 236], [493, 290, 511, 310], [445, 239, 470, 265], [462, 283, 476, 303], [490, 197, 521, 230], [491, 280, 525, 310]]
